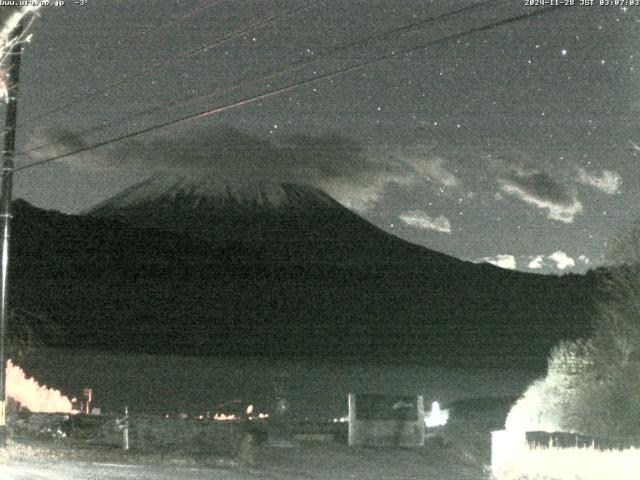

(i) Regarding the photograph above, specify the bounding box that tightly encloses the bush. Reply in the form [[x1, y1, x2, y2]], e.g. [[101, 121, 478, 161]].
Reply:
[[508, 223, 640, 437]]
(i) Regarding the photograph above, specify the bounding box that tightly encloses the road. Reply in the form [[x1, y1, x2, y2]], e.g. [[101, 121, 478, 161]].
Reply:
[[0, 461, 285, 480]]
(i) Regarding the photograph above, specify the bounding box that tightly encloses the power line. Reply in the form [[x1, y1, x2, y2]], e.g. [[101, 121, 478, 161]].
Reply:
[[17, 0, 495, 158], [15, 4, 558, 173], [19, 0, 315, 126], [104, 0, 229, 53], [137, 0, 228, 38], [5, 1, 223, 101]]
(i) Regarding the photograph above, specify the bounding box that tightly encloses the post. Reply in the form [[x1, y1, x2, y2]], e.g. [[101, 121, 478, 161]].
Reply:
[[122, 406, 129, 451], [0, 18, 24, 447], [83, 387, 92, 415], [347, 393, 356, 446]]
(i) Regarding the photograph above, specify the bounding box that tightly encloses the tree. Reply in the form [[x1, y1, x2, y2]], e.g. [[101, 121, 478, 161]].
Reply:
[[508, 223, 640, 437]]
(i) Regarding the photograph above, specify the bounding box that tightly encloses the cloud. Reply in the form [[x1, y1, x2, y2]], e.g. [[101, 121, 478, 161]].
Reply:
[[576, 167, 620, 194], [22, 126, 417, 212], [497, 166, 582, 223], [527, 252, 588, 271], [24, 127, 473, 212], [578, 254, 590, 265], [22, 127, 90, 166], [391, 146, 462, 190], [412, 157, 460, 187], [528, 255, 545, 269], [480, 254, 516, 270], [548, 250, 575, 270], [399, 210, 452, 233]]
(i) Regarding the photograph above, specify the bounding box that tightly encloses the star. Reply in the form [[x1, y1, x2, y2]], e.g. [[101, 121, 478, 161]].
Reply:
[[13, 0, 634, 275]]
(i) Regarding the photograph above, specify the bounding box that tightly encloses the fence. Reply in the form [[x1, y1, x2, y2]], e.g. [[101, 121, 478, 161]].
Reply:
[[10, 411, 246, 456], [10, 410, 350, 452], [491, 429, 640, 480]]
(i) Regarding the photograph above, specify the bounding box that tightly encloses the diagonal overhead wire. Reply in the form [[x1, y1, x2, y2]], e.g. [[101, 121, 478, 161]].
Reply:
[[19, 0, 315, 126], [16, 0, 495, 158], [15, 4, 559, 173], [137, 0, 228, 38], [1, 2, 227, 101]]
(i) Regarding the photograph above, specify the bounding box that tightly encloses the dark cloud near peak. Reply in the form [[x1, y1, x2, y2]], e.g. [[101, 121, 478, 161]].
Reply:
[[281, 133, 373, 179], [490, 157, 583, 223], [23, 125, 414, 211], [500, 167, 575, 207], [25, 125, 367, 175]]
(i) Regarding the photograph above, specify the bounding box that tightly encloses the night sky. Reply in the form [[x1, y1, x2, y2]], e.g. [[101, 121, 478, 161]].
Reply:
[[7, 0, 640, 274]]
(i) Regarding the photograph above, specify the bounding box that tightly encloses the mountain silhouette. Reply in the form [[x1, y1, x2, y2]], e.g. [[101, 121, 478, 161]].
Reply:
[[7, 177, 603, 368]]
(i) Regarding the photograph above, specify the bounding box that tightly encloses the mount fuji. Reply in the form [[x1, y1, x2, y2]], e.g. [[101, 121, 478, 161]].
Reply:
[[7, 172, 602, 368]]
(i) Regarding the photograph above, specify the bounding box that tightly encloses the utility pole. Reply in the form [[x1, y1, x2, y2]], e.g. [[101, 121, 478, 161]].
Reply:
[[0, 17, 25, 447]]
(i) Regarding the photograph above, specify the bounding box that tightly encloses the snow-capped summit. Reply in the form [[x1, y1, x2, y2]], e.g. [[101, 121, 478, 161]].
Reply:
[[88, 172, 337, 214], [84, 171, 383, 249]]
